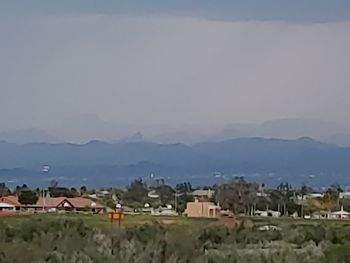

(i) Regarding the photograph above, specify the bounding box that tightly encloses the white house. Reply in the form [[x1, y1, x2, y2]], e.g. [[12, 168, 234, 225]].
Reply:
[[330, 206, 350, 220], [339, 192, 350, 199], [0, 202, 16, 212], [254, 210, 281, 218]]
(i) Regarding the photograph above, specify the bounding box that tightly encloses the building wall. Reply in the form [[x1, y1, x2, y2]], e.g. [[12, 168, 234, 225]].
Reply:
[[186, 202, 219, 218]]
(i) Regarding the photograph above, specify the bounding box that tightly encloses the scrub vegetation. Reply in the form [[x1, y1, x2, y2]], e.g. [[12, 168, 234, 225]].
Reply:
[[1, 214, 350, 262]]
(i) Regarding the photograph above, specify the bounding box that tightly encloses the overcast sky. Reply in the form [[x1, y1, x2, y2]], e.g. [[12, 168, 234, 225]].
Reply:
[[1, 1, 350, 132]]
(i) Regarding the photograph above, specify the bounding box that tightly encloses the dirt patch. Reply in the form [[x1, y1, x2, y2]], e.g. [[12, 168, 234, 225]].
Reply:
[[218, 217, 240, 228]]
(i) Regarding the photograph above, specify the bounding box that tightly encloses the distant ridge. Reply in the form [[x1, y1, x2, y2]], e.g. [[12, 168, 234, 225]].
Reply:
[[1, 137, 350, 187]]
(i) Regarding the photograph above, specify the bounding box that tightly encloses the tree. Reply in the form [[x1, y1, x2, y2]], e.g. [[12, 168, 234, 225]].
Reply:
[[216, 177, 258, 215], [80, 186, 87, 195], [14, 184, 29, 195], [276, 182, 293, 216], [176, 192, 193, 214], [0, 183, 10, 197], [329, 184, 343, 193], [123, 178, 148, 204], [175, 182, 192, 194], [324, 185, 342, 209], [70, 188, 79, 197], [174, 182, 194, 213], [300, 184, 313, 218], [154, 185, 175, 205], [321, 191, 338, 213], [18, 190, 38, 205], [255, 194, 272, 211], [49, 187, 77, 198]]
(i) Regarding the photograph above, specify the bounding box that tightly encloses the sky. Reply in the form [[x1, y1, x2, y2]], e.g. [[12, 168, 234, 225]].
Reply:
[[1, 1, 350, 135]]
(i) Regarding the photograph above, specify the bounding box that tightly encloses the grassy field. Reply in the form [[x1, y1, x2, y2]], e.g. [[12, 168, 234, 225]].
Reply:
[[241, 215, 350, 225], [0, 213, 218, 230], [3, 213, 350, 230]]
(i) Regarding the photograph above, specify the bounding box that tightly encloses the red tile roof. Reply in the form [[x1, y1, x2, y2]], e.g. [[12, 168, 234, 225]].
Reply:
[[0, 195, 21, 207], [35, 197, 66, 208], [1, 195, 104, 210], [67, 197, 104, 209], [34, 197, 104, 209]]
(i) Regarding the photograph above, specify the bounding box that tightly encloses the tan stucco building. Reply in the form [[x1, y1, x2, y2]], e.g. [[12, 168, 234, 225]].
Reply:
[[185, 201, 221, 218]]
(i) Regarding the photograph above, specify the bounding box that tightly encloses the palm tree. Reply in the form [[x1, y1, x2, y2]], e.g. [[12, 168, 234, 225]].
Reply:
[[277, 182, 292, 216]]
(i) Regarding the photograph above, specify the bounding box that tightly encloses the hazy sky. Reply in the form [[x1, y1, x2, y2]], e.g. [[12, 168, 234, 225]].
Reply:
[[1, 1, 350, 131]]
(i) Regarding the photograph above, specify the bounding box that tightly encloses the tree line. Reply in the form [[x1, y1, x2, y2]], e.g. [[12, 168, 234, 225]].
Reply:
[[1, 177, 348, 216]]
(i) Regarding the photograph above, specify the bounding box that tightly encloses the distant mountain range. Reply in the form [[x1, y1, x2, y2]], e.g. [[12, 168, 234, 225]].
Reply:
[[206, 119, 350, 144], [2, 118, 350, 146], [1, 137, 350, 188]]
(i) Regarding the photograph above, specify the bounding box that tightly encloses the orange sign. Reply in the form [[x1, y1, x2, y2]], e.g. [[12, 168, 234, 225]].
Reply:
[[108, 212, 124, 222]]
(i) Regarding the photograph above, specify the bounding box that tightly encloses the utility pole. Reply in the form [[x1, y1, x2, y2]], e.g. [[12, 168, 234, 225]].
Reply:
[[301, 202, 304, 219], [174, 189, 178, 213], [42, 189, 46, 211]]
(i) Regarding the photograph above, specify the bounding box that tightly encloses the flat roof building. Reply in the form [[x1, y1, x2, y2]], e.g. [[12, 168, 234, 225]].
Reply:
[[185, 200, 221, 218]]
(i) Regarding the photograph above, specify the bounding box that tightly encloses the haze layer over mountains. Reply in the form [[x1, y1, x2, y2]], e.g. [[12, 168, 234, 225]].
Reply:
[[1, 126, 350, 188]]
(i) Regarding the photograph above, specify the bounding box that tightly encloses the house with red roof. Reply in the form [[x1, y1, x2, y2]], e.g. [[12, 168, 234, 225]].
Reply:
[[30, 197, 105, 214], [1, 195, 105, 214], [0, 195, 21, 212]]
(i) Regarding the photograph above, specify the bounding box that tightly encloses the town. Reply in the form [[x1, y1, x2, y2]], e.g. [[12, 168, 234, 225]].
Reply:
[[1, 176, 350, 221]]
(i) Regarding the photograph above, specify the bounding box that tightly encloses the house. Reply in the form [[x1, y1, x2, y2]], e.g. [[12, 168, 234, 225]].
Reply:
[[339, 192, 350, 199], [96, 190, 110, 198], [0, 195, 21, 212], [185, 200, 221, 218], [191, 189, 215, 201], [87, 194, 98, 199], [254, 210, 281, 218], [152, 208, 178, 216], [152, 204, 178, 216], [29, 197, 105, 214], [312, 210, 329, 219], [294, 193, 324, 203], [330, 206, 350, 220]]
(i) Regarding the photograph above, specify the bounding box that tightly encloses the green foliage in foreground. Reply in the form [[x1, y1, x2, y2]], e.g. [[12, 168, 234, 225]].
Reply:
[[1, 216, 350, 262]]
